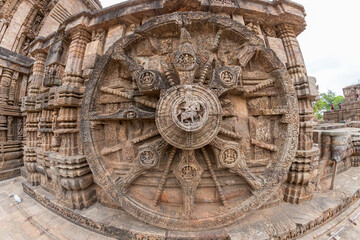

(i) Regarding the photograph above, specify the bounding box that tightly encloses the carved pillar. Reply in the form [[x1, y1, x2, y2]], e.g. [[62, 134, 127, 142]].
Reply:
[[58, 28, 90, 155], [36, 108, 54, 189], [0, 115, 6, 141], [82, 28, 105, 82], [6, 115, 12, 140], [30, 51, 47, 95], [24, 111, 40, 185], [63, 28, 91, 86], [277, 23, 319, 203], [276, 24, 306, 79], [22, 51, 47, 186], [0, 68, 14, 103], [8, 71, 19, 105], [57, 107, 79, 156], [351, 135, 360, 167], [52, 27, 95, 209]]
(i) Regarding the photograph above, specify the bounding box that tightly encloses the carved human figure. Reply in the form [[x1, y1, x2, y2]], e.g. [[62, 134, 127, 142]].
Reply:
[[126, 111, 136, 119], [181, 165, 197, 180], [30, 15, 42, 35], [223, 149, 237, 165], [51, 110, 60, 151], [21, 38, 31, 55], [139, 150, 155, 166], [139, 71, 155, 87], [220, 70, 234, 85], [177, 53, 195, 67], [17, 118, 23, 140]]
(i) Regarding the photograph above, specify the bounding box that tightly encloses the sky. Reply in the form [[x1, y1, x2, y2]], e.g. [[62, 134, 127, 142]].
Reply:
[[100, 0, 360, 96]]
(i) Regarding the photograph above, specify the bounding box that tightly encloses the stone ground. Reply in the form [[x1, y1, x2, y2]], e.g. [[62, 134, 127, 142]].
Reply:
[[299, 194, 360, 240], [0, 177, 112, 240], [2, 174, 360, 240]]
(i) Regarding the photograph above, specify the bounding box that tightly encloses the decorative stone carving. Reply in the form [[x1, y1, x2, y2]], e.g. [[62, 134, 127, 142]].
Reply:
[[246, 22, 262, 35], [157, 84, 221, 150], [21, 38, 31, 55], [220, 146, 240, 168], [276, 23, 319, 204], [136, 70, 165, 92], [262, 25, 277, 38], [0, 69, 13, 103], [138, 148, 158, 168], [211, 0, 236, 6], [92, 28, 106, 42], [81, 12, 298, 231], [28, 14, 43, 37]]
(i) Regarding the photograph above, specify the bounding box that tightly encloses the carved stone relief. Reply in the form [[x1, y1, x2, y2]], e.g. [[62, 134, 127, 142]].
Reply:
[[81, 12, 298, 231]]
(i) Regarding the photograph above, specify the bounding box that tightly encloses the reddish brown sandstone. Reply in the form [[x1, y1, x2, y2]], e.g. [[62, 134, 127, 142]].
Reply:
[[1, 1, 358, 239]]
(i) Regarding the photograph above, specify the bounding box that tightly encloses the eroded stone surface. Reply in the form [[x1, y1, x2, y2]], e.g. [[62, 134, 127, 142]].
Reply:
[[81, 12, 298, 230], [2, 167, 360, 240], [1, 0, 359, 239]]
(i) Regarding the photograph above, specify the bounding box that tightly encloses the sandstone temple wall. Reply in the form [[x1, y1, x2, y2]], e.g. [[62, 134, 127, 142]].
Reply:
[[3, 1, 350, 238], [324, 83, 360, 122], [0, 0, 101, 180], [314, 124, 360, 185]]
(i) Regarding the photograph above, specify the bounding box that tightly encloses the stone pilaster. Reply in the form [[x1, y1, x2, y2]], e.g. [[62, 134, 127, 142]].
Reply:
[[0, 67, 24, 180], [22, 50, 47, 186], [277, 23, 320, 204], [7, 115, 12, 140], [63, 28, 91, 86], [0, 68, 14, 103], [30, 51, 47, 95], [58, 28, 90, 155], [276, 24, 306, 80], [0, 115, 6, 141], [36, 109, 55, 192], [51, 27, 96, 209], [82, 28, 105, 82], [8, 71, 19, 105]]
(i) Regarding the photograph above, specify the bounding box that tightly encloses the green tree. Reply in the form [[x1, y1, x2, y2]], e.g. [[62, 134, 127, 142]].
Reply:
[[313, 90, 344, 119]]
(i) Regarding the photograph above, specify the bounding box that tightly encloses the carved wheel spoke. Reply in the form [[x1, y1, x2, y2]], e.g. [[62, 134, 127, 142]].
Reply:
[[81, 12, 298, 231], [115, 164, 147, 193], [201, 147, 228, 207], [115, 143, 162, 192], [100, 86, 158, 109], [153, 146, 177, 206], [232, 165, 263, 191], [173, 150, 203, 218], [89, 108, 156, 121]]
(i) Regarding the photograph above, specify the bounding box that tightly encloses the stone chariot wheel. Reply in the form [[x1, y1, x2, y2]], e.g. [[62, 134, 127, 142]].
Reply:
[[81, 12, 298, 231]]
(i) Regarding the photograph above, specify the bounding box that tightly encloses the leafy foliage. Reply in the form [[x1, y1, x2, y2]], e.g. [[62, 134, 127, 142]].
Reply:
[[313, 90, 344, 119]]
